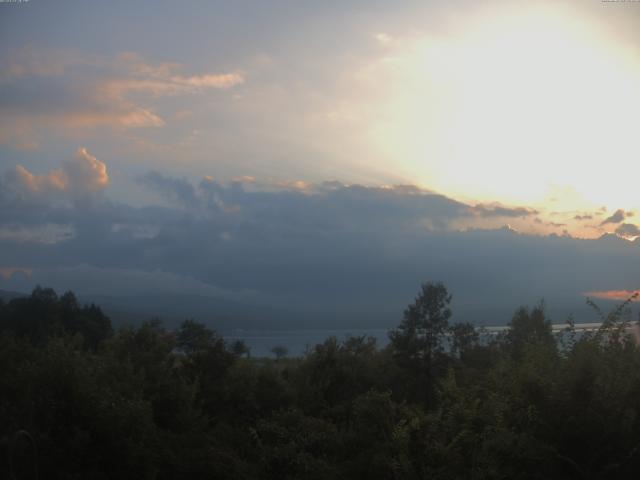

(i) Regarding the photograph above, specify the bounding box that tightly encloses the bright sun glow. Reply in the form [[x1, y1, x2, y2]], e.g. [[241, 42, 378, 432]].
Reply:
[[372, 6, 640, 213]]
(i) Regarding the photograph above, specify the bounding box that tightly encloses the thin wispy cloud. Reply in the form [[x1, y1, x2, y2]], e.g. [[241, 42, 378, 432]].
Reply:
[[584, 290, 640, 302], [0, 49, 243, 149]]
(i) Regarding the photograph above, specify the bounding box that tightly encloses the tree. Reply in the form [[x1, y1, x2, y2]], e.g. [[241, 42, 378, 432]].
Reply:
[[389, 282, 452, 405], [0, 287, 112, 349], [271, 345, 288, 361], [449, 321, 479, 360], [231, 339, 251, 358], [176, 319, 216, 354], [506, 303, 554, 357]]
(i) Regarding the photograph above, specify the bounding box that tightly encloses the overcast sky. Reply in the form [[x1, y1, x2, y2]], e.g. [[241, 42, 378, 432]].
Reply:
[[1, 1, 639, 327]]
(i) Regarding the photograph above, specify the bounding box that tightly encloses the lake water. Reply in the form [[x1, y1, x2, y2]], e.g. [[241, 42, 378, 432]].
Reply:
[[223, 322, 622, 358], [223, 328, 391, 357]]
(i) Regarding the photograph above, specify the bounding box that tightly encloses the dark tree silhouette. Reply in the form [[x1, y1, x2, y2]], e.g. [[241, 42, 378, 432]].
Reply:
[[506, 302, 554, 357], [231, 339, 251, 357], [450, 321, 479, 359], [2, 285, 640, 478], [389, 281, 452, 405], [271, 345, 288, 360]]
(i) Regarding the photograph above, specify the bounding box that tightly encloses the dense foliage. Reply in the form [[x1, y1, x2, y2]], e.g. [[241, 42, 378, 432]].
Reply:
[[1, 284, 640, 479]]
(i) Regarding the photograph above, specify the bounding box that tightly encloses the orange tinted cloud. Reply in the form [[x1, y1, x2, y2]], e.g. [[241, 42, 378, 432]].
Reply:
[[98, 53, 243, 105], [10, 148, 109, 195], [0, 49, 243, 147], [583, 290, 640, 301], [176, 73, 243, 88], [13, 165, 68, 193], [66, 147, 109, 192]]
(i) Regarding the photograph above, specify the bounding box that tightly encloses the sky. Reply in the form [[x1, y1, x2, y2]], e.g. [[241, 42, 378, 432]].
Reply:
[[1, 0, 640, 328]]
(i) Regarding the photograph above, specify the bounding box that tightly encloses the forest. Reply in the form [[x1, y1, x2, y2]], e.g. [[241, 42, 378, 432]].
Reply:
[[2, 283, 640, 479]]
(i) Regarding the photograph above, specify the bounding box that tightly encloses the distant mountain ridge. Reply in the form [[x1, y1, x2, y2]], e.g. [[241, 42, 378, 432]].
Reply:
[[81, 292, 299, 331], [2, 286, 625, 334], [0, 289, 27, 302], [0, 287, 297, 330]]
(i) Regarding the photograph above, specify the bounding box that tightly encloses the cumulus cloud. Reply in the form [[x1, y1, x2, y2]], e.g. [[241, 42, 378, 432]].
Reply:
[[615, 223, 640, 239], [600, 208, 633, 225], [64, 148, 109, 192], [133, 174, 539, 233], [5, 148, 108, 197], [3, 166, 640, 328], [10, 165, 68, 193], [136, 171, 199, 208], [0, 148, 111, 241]]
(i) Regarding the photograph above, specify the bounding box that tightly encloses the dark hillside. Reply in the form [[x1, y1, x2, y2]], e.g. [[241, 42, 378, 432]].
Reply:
[[2, 285, 639, 479]]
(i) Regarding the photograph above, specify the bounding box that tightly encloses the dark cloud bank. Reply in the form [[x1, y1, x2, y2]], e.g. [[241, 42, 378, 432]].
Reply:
[[2, 163, 639, 330]]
